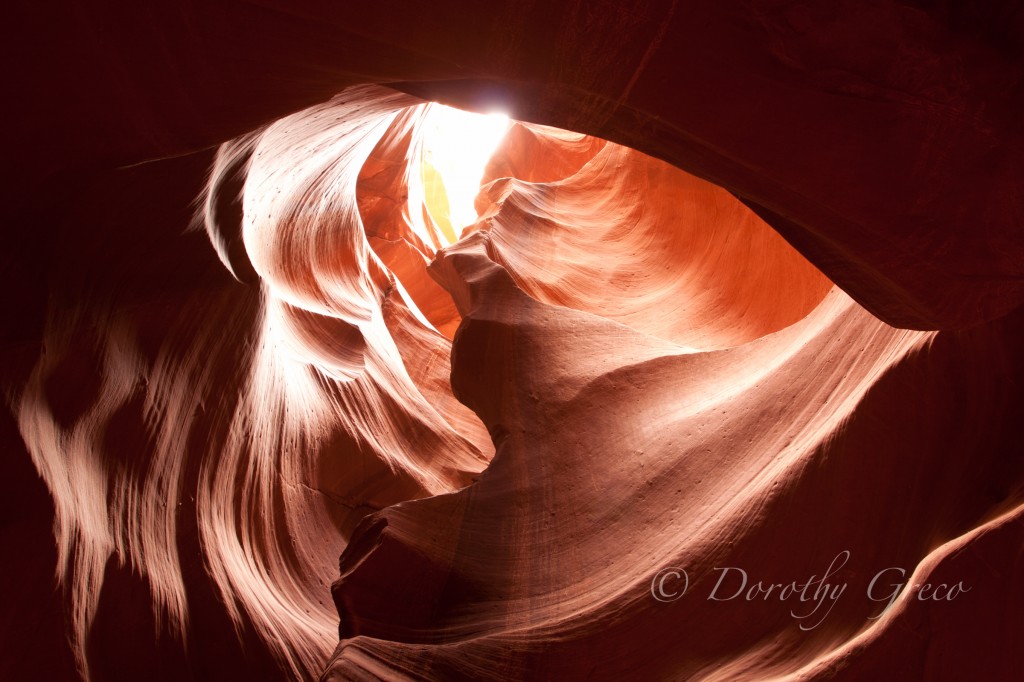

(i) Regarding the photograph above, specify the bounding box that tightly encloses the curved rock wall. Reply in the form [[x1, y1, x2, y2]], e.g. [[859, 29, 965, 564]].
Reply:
[[4, 3, 1023, 681]]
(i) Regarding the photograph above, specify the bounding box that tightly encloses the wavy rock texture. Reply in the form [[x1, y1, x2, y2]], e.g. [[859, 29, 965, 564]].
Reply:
[[326, 103, 1024, 681], [10, 87, 494, 681], [4, 3, 1024, 682]]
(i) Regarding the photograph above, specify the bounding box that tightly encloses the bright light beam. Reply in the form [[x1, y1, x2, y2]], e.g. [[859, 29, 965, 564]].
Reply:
[[420, 104, 511, 241]]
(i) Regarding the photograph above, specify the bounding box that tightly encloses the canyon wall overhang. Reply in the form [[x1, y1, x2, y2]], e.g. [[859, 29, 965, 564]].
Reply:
[[3, 2, 1023, 681]]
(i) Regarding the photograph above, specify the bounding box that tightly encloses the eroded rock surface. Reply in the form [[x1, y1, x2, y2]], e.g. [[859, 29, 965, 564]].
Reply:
[[4, 4, 1024, 681]]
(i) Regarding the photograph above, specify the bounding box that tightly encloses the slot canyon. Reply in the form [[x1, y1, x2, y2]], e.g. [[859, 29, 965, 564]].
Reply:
[[3, 2, 1023, 681]]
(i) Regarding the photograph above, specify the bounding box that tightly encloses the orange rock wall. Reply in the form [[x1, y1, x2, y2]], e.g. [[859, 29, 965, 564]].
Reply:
[[3, 3, 1023, 681]]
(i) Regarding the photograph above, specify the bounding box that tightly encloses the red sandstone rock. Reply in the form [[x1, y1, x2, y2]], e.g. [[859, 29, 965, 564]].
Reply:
[[3, 4, 1024, 681]]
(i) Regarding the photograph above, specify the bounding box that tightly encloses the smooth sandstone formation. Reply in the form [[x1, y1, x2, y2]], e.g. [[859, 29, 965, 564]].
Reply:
[[3, 3, 1023, 681]]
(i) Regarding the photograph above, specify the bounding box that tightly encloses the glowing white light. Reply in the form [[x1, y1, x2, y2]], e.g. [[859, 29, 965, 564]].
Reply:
[[420, 104, 511, 240]]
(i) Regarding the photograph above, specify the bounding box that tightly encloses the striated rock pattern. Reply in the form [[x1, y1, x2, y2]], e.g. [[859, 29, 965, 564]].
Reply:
[[326, 93, 1024, 681], [4, 3, 1023, 681]]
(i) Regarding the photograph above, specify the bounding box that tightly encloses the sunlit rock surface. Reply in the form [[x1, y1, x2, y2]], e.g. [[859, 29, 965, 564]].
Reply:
[[4, 3, 1023, 681]]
